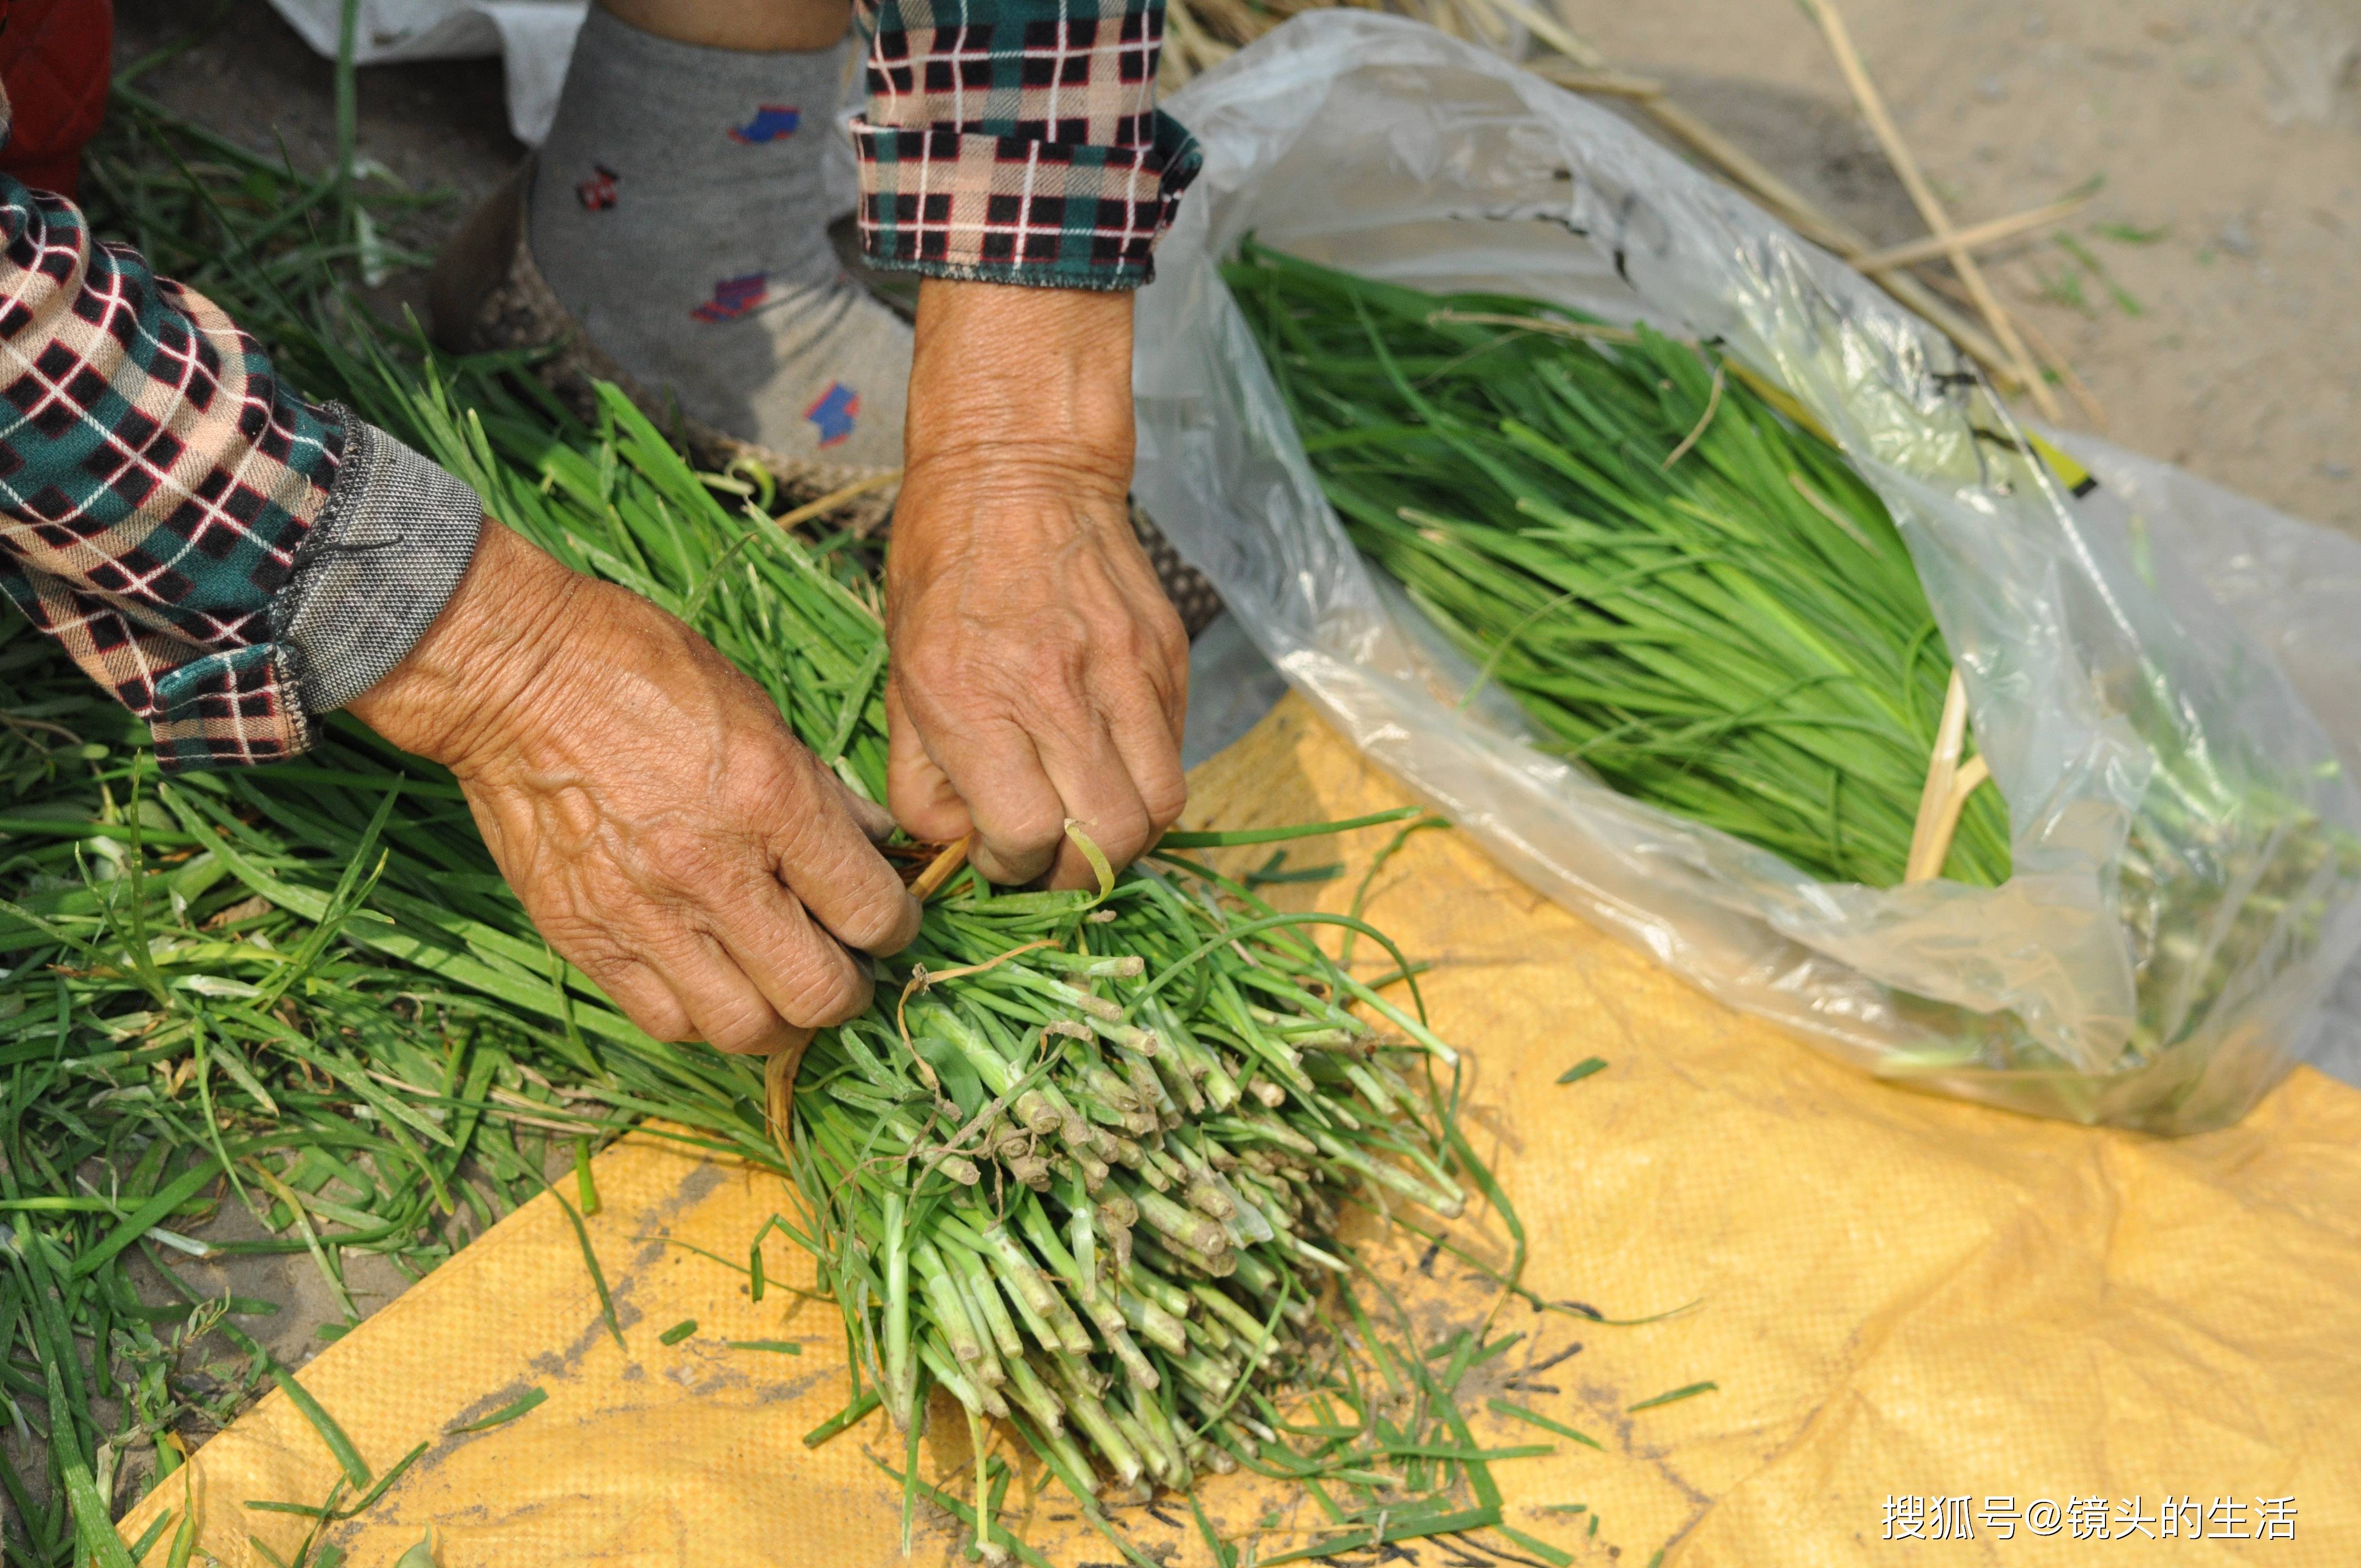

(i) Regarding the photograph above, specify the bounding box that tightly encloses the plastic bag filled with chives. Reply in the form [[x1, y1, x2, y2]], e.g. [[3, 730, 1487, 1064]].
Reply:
[[1220, 238, 2361, 1106], [1225, 239, 2009, 891]]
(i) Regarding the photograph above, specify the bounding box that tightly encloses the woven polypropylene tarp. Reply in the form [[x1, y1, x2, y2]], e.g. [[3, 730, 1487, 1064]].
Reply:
[[116, 697, 2361, 1566]]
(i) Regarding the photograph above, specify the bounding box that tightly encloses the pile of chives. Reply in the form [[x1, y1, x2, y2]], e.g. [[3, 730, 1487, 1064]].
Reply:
[[0, 100, 1601, 1568], [1227, 240, 2011, 889]]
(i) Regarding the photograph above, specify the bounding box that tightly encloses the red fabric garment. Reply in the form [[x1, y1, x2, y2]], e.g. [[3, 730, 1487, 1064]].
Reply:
[[0, 0, 115, 199]]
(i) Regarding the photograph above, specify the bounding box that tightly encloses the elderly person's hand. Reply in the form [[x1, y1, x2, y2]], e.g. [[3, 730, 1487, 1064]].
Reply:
[[884, 280, 1190, 889], [350, 521, 922, 1056]]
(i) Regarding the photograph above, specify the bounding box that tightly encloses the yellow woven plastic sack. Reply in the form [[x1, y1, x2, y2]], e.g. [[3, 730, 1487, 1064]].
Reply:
[[118, 698, 2361, 1565]]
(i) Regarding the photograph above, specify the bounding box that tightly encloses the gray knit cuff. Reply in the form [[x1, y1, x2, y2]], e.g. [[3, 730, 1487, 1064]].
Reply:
[[274, 409, 485, 716]]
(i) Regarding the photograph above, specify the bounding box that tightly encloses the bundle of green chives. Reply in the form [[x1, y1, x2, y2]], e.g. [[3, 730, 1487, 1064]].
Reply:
[[385, 364, 1489, 1529], [1, 364, 1520, 1560], [1225, 239, 2010, 890]]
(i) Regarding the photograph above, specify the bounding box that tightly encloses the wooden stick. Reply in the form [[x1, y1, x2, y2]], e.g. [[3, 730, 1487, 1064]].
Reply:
[[1516, 59, 1668, 100], [1905, 669, 1971, 884], [1846, 191, 2095, 274], [1801, 0, 2060, 421], [1923, 266, 2112, 430], [2004, 275, 2111, 430], [910, 834, 977, 901], [1908, 754, 1993, 886]]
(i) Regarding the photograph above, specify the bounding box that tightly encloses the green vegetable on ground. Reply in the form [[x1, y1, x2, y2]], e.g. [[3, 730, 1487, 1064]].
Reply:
[[0, 89, 1633, 1568], [445, 1389, 548, 1436], [1626, 1380, 1719, 1413]]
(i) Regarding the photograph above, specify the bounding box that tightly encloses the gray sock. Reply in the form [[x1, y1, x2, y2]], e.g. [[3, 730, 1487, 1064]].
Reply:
[[529, 5, 910, 469]]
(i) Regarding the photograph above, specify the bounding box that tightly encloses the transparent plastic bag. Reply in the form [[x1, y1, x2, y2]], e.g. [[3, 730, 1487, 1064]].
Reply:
[[1133, 12, 2361, 1132]]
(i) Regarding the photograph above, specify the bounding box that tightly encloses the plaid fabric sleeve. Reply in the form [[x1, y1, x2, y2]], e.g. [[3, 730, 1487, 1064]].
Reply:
[[852, 0, 1203, 290], [0, 171, 482, 769]]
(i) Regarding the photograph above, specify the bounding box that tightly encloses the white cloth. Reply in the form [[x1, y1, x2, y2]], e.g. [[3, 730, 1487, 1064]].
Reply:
[[264, 0, 590, 144]]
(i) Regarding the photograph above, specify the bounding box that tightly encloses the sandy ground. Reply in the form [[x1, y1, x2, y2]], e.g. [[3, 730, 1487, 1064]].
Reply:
[[1562, 0, 2361, 532]]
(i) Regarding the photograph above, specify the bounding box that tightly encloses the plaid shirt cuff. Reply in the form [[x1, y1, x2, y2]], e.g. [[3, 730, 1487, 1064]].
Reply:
[[852, 112, 1199, 288], [0, 170, 340, 767], [141, 416, 483, 768], [852, 0, 1201, 289], [0, 170, 486, 769]]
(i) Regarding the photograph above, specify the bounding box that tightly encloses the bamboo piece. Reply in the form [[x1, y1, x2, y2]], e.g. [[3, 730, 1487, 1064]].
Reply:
[[1924, 267, 2110, 430], [1846, 192, 2095, 274], [1905, 669, 1973, 884], [910, 834, 977, 901], [2003, 276, 2111, 430], [1512, 63, 1668, 100], [1799, 0, 2061, 421]]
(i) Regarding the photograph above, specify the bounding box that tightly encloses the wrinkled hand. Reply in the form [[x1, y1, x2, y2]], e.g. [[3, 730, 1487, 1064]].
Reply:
[[885, 280, 1189, 889], [350, 522, 921, 1055]]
